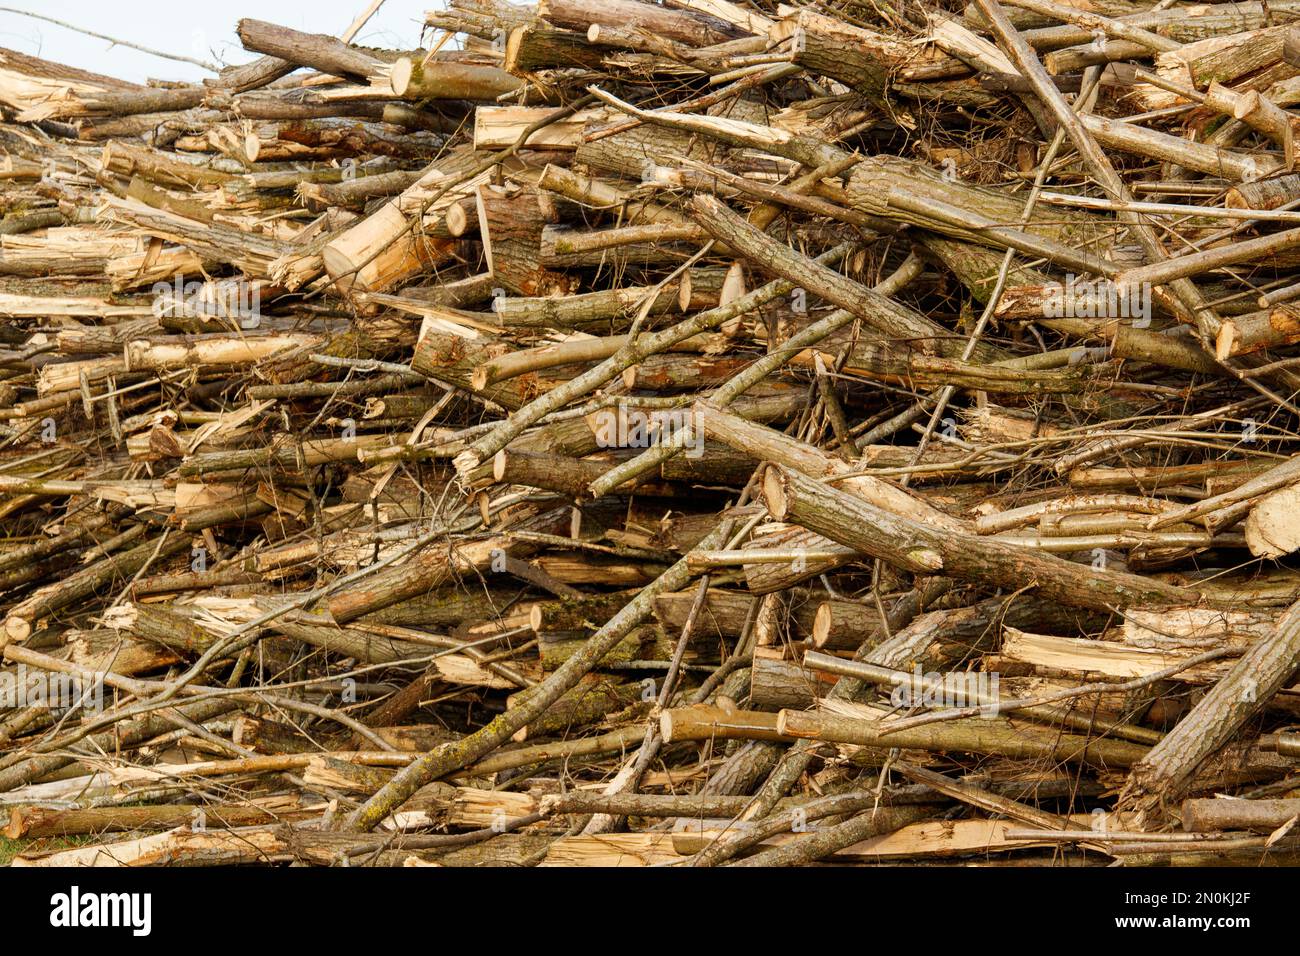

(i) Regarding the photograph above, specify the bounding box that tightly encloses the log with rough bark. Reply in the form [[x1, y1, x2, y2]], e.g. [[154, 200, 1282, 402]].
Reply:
[[1120, 597, 1300, 821]]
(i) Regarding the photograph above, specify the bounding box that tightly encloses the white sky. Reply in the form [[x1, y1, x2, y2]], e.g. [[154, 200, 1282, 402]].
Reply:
[[0, 1, 440, 85]]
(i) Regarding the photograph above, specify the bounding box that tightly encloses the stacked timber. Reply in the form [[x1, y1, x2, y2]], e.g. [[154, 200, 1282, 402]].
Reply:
[[3, 0, 1300, 866]]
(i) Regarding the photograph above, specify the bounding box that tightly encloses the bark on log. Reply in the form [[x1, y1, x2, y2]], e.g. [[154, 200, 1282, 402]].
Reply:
[[1121, 597, 1300, 820]]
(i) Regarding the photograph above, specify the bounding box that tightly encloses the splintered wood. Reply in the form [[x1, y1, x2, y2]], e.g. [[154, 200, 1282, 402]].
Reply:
[[6, 0, 1300, 867]]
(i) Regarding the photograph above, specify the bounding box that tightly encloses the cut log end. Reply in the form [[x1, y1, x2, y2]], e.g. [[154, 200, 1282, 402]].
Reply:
[[677, 271, 693, 312], [1244, 484, 1300, 558], [762, 466, 789, 520], [811, 601, 833, 648], [3, 808, 26, 840], [1215, 321, 1237, 361], [658, 708, 677, 743], [719, 261, 746, 307], [504, 27, 527, 74], [445, 201, 470, 238], [389, 57, 415, 97], [1233, 90, 1261, 121], [3, 614, 32, 645]]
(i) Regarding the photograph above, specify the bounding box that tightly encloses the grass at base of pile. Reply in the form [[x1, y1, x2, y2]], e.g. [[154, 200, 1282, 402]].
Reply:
[[0, 833, 100, 865]]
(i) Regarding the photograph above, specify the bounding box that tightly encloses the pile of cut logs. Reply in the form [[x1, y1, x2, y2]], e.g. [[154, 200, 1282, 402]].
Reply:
[[6, 0, 1300, 866]]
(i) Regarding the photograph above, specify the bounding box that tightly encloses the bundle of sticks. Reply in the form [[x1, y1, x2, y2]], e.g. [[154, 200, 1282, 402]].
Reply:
[[5, 0, 1300, 866]]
